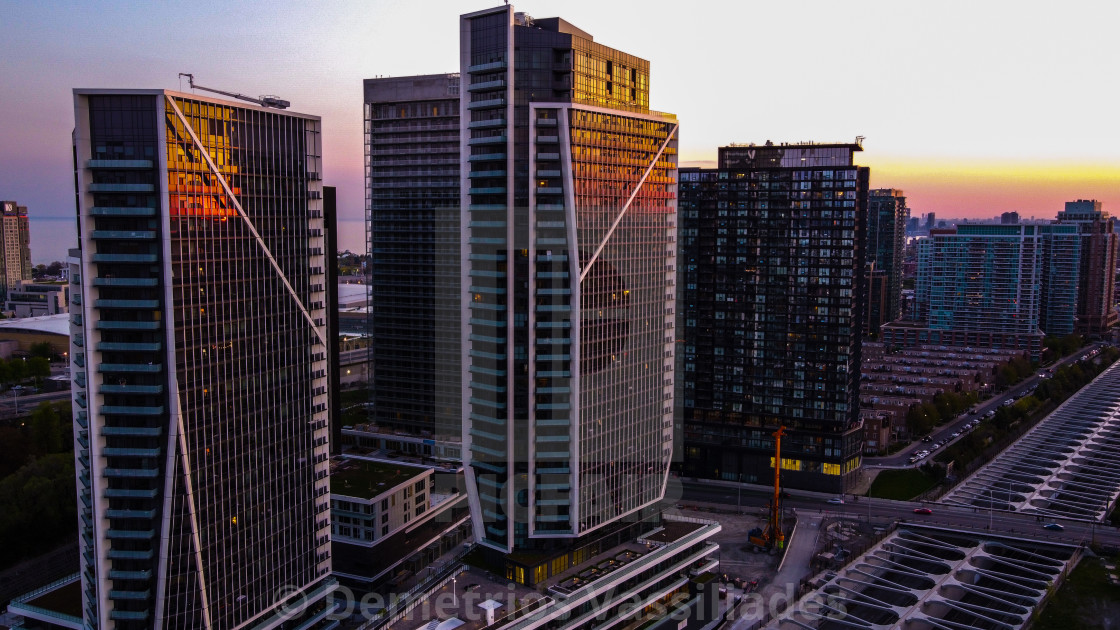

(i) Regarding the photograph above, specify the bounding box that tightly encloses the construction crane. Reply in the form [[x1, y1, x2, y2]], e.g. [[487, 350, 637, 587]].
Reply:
[[178, 73, 290, 109], [748, 426, 787, 550]]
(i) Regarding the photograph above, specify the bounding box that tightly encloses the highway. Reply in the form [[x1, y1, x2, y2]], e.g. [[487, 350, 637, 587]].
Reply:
[[679, 479, 1120, 548], [865, 342, 1111, 469]]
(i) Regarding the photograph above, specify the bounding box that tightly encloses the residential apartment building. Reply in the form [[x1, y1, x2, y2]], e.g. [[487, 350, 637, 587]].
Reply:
[[887, 224, 1047, 356], [0, 200, 32, 300], [865, 188, 907, 333], [1056, 199, 1119, 336], [679, 141, 869, 493], [364, 74, 463, 461], [1038, 223, 1081, 336], [460, 4, 679, 560], [71, 89, 335, 629]]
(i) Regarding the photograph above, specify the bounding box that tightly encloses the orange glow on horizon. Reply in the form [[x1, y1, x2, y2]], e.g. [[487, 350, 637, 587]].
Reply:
[[680, 152, 1120, 221]]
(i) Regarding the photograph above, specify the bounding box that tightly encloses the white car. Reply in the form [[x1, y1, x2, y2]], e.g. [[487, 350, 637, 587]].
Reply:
[[827, 497, 845, 505]]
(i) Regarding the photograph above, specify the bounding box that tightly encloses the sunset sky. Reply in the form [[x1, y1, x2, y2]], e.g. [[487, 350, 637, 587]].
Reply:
[[2, 0, 1118, 262]]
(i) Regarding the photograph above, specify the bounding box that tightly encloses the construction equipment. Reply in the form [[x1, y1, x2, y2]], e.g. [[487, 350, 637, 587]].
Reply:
[[178, 73, 290, 109], [748, 426, 786, 550]]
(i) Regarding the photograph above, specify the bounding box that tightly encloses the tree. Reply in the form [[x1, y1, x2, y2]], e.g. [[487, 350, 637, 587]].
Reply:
[[8, 358, 28, 383], [30, 402, 63, 454], [27, 356, 50, 385], [45, 261, 63, 276], [29, 342, 53, 360]]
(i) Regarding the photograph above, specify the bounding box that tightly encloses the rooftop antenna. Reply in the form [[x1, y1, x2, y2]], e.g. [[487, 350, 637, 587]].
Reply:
[[177, 73, 290, 109]]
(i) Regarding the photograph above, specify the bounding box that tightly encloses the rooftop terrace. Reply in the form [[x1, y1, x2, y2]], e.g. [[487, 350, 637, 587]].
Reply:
[[330, 457, 427, 500]]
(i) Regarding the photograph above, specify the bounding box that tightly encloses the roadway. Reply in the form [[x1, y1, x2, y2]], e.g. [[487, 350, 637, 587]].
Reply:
[[865, 341, 1111, 469], [679, 480, 1120, 549], [0, 387, 72, 420]]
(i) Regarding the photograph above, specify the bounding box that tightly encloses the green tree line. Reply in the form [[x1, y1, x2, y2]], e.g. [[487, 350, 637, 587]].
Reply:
[[0, 401, 76, 569], [937, 347, 1120, 471]]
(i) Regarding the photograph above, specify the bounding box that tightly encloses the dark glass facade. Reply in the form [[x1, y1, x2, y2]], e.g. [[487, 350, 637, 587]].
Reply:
[[865, 189, 907, 333], [678, 144, 868, 493], [73, 90, 333, 630], [364, 75, 462, 449]]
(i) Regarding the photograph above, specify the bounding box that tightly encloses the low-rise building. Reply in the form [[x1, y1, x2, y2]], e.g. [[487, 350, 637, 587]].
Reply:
[[4, 282, 68, 317], [330, 456, 469, 590]]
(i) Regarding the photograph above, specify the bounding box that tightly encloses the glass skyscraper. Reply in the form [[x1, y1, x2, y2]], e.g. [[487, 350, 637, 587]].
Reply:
[[460, 5, 678, 556], [678, 142, 869, 493], [364, 74, 463, 456], [865, 188, 907, 333], [71, 89, 335, 630]]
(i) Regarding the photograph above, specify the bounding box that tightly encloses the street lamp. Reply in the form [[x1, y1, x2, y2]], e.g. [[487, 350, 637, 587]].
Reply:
[[736, 473, 742, 515]]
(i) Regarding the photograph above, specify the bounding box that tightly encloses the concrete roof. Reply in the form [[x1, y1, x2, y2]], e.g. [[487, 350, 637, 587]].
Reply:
[[337, 283, 366, 308], [0, 313, 69, 337]]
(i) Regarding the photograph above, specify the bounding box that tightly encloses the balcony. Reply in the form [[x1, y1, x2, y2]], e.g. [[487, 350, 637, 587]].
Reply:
[[103, 447, 161, 459], [109, 569, 152, 580], [107, 529, 155, 540], [92, 277, 159, 287], [89, 206, 157, 217], [106, 509, 156, 519], [95, 299, 160, 309], [88, 183, 154, 193], [87, 159, 153, 169], [469, 187, 507, 195], [100, 384, 163, 395], [96, 321, 160, 331], [536, 135, 559, 144], [109, 609, 150, 621], [468, 60, 507, 73], [98, 363, 163, 373], [537, 118, 558, 127], [468, 118, 506, 129], [468, 135, 507, 146], [91, 253, 159, 264], [103, 467, 159, 478], [91, 230, 157, 240], [97, 341, 161, 352], [537, 152, 561, 161], [469, 170, 507, 178], [102, 426, 162, 437], [468, 98, 505, 110], [468, 79, 507, 92], [468, 153, 506, 162], [104, 488, 158, 499], [100, 406, 165, 416]]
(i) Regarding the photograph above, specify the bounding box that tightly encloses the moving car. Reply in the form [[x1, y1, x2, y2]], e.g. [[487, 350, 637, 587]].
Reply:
[[913, 507, 933, 515], [1043, 523, 1064, 532], [827, 497, 844, 505]]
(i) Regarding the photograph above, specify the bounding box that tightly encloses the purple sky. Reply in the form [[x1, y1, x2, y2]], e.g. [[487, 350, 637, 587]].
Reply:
[[3, 0, 1118, 263]]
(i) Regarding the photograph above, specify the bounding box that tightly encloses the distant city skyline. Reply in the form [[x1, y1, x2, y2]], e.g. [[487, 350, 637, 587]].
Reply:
[[2, 0, 1118, 262]]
